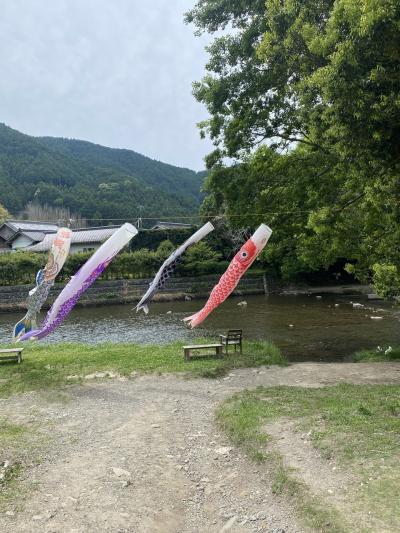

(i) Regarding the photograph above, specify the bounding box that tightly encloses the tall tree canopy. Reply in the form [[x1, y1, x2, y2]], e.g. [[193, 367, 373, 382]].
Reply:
[[186, 0, 400, 296]]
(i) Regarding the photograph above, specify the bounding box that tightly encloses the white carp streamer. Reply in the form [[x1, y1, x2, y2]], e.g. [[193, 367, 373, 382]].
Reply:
[[136, 221, 214, 314], [13, 227, 72, 341], [19, 223, 138, 341]]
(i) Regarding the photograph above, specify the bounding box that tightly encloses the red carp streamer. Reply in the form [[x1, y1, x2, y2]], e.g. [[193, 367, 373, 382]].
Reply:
[[183, 224, 272, 328]]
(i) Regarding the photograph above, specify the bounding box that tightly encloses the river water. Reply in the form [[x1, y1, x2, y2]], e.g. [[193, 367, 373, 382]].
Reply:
[[1, 294, 399, 361]]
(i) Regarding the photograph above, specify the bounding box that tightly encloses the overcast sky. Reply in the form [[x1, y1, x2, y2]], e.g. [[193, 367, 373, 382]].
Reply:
[[0, 0, 213, 170]]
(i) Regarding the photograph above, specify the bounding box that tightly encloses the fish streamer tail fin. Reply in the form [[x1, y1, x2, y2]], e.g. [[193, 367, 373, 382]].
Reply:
[[183, 311, 205, 329], [135, 303, 149, 314], [12, 314, 36, 342]]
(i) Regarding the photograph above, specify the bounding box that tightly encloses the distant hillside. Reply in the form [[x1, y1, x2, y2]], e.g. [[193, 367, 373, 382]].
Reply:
[[0, 124, 206, 223]]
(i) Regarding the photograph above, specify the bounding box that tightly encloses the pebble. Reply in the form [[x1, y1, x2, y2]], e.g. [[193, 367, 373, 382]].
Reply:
[[32, 515, 43, 521], [84, 371, 118, 380], [215, 447, 233, 455], [111, 467, 131, 478], [219, 515, 238, 532]]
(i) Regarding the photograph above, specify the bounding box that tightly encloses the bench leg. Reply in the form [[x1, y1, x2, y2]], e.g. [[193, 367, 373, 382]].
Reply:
[[216, 346, 223, 358], [184, 349, 190, 361]]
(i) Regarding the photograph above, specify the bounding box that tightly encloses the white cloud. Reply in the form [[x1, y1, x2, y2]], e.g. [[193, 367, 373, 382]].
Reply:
[[0, 0, 212, 169]]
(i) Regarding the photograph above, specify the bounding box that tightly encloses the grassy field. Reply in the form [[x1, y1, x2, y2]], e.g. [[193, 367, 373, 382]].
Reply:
[[217, 384, 400, 532], [0, 340, 285, 398]]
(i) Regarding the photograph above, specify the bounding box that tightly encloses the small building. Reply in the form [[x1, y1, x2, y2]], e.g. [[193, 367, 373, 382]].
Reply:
[[0, 220, 59, 252], [26, 226, 122, 254]]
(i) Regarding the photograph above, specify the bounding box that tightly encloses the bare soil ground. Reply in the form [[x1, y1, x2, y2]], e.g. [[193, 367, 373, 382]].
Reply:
[[0, 361, 399, 533]]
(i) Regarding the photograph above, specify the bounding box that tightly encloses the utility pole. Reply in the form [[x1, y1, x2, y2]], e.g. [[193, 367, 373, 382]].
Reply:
[[136, 205, 144, 229]]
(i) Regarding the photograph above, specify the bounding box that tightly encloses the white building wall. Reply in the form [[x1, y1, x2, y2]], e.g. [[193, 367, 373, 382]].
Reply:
[[69, 243, 99, 254]]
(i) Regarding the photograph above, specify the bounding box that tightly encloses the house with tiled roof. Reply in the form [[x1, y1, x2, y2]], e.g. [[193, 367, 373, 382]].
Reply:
[[0, 220, 59, 252], [0, 220, 124, 254], [26, 226, 122, 254]]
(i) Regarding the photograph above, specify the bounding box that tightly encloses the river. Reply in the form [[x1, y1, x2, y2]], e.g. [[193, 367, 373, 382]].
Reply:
[[1, 294, 399, 361]]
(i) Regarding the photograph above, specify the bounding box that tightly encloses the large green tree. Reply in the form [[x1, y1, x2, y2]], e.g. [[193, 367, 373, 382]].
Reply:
[[186, 0, 400, 295]]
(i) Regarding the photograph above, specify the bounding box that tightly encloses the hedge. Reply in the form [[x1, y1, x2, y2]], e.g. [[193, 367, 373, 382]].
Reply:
[[0, 241, 231, 286]]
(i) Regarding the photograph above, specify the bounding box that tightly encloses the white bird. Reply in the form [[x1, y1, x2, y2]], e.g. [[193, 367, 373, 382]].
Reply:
[[385, 346, 393, 355]]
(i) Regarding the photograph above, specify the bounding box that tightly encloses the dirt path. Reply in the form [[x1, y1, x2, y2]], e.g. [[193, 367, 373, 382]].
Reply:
[[0, 362, 399, 533]]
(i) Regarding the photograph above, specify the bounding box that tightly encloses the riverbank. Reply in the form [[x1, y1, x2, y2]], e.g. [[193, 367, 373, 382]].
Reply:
[[0, 361, 398, 532], [0, 273, 268, 313], [0, 340, 285, 397], [354, 345, 400, 361], [2, 293, 399, 361], [0, 271, 378, 313]]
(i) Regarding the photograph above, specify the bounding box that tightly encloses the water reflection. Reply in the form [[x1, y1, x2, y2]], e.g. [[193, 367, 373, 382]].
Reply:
[[0, 294, 399, 361]]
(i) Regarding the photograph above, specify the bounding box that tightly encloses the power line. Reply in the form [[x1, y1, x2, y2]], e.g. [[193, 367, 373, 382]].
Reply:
[[17, 210, 313, 226], [78, 210, 313, 222]]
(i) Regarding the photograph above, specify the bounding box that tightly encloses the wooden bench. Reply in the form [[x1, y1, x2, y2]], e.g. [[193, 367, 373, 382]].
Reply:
[[0, 348, 23, 364], [183, 343, 223, 361], [219, 329, 243, 355]]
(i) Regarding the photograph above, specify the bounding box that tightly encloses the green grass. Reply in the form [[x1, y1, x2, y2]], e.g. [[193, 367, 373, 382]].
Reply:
[[353, 345, 400, 362], [0, 418, 44, 510], [0, 340, 285, 398], [217, 384, 400, 532]]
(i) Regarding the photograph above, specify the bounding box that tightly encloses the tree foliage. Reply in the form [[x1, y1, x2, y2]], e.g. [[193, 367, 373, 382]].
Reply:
[[187, 0, 400, 295], [0, 203, 10, 223]]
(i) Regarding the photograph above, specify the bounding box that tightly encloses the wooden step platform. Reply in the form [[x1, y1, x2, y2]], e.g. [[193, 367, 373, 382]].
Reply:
[[0, 348, 23, 364]]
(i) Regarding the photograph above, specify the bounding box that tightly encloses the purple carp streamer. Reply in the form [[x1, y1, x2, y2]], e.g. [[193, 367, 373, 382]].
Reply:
[[13, 228, 72, 341], [19, 223, 138, 341], [135, 222, 214, 314]]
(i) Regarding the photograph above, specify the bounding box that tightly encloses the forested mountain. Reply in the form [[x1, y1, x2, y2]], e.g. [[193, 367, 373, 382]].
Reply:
[[0, 124, 206, 223]]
